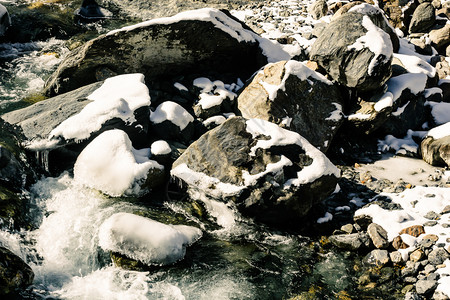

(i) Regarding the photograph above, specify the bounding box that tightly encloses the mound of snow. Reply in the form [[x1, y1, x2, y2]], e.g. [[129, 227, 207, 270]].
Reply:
[[98, 212, 202, 265], [50, 73, 150, 142], [74, 130, 163, 196], [428, 122, 450, 140], [151, 140, 171, 156], [150, 101, 194, 131]]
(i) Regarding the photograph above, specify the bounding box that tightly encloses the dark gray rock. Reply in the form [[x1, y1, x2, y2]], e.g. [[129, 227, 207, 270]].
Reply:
[[308, 0, 328, 20], [415, 279, 437, 295], [364, 249, 390, 267], [428, 248, 450, 265], [329, 232, 370, 250], [409, 3, 436, 33], [237, 60, 344, 152], [43, 9, 279, 97], [0, 4, 11, 36], [171, 117, 340, 226], [310, 11, 393, 92], [0, 247, 34, 295], [367, 223, 389, 249], [421, 135, 450, 167]]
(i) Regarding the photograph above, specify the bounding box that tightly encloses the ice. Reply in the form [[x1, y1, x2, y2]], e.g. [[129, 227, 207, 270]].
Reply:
[[50, 74, 150, 142], [151, 140, 171, 156], [98, 212, 202, 265], [347, 15, 393, 75], [74, 130, 163, 197], [150, 101, 194, 131]]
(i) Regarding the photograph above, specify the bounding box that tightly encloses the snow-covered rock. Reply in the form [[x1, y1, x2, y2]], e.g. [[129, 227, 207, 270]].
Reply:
[[74, 130, 164, 197], [310, 6, 394, 92], [171, 117, 340, 226], [192, 78, 237, 119], [44, 8, 289, 96], [150, 101, 195, 143], [237, 60, 344, 152], [421, 122, 450, 167], [98, 212, 202, 266]]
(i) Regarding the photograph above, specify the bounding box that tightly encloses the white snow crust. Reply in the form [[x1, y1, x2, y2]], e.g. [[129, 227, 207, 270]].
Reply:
[[98, 212, 202, 265], [150, 101, 194, 130], [50, 74, 150, 142], [74, 130, 163, 197]]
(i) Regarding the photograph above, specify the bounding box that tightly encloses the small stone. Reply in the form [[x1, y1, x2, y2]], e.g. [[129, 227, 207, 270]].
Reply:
[[442, 205, 450, 214], [410, 249, 425, 262], [340, 224, 354, 234], [404, 291, 420, 300], [353, 214, 372, 230], [390, 251, 404, 265], [427, 273, 440, 281], [329, 233, 368, 250], [415, 279, 438, 295], [422, 234, 439, 242], [392, 236, 410, 249], [442, 223, 450, 228], [367, 223, 389, 249], [425, 194, 436, 198], [423, 264, 436, 275], [428, 248, 450, 265], [433, 290, 450, 300], [399, 225, 425, 237], [424, 211, 441, 220], [424, 221, 438, 226], [364, 249, 390, 267], [404, 276, 418, 283]]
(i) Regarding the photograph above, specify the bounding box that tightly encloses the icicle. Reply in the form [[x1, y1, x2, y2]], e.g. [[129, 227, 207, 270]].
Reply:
[[35, 150, 50, 173]]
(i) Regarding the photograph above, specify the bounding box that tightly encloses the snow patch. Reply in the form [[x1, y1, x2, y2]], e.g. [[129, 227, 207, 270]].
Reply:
[[394, 53, 435, 77], [150, 101, 194, 130], [428, 122, 450, 140], [98, 212, 202, 265], [151, 140, 171, 156], [426, 101, 450, 126]]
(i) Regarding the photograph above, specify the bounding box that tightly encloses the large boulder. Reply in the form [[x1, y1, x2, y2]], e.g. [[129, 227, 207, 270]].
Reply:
[[0, 4, 10, 36], [0, 247, 34, 295], [43, 8, 289, 97], [409, 2, 436, 33], [310, 6, 394, 92], [171, 117, 340, 226], [237, 60, 344, 152], [2, 74, 151, 174], [421, 123, 450, 167]]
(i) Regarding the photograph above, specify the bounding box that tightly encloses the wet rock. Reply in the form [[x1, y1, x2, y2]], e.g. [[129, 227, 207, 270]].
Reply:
[[44, 9, 280, 96], [415, 279, 437, 296], [308, 0, 328, 20], [171, 117, 340, 226], [329, 232, 370, 250], [310, 9, 393, 92], [364, 249, 390, 267], [399, 225, 426, 237], [367, 223, 389, 249], [409, 3, 436, 33], [0, 4, 11, 36], [428, 248, 450, 265], [74, 0, 112, 23], [237, 60, 344, 152], [421, 135, 450, 167], [0, 247, 34, 295]]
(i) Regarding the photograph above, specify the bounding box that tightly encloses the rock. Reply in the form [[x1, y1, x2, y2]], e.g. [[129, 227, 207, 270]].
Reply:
[[310, 8, 393, 92], [308, 0, 328, 20], [3, 74, 151, 174], [404, 291, 422, 300], [399, 225, 426, 237], [390, 251, 404, 264], [435, 57, 450, 80], [367, 223, 389, 249], [44, 8, 287, 96], [429, 24, 450, 54], [415, 279, 437, 295], [433, 291, 450, 300], [74, 0, 112, 23], [0, 4, 11, 36], [0, 247, 34, 295], [329, 233, 370, 250], [150, 101, 195, 144], [421, 135, 450, 167], [409, 3, 436, 33], [353, 214, 373, 230], [410, 249, 425, 262], [341, 224, 355, 234], [0, 185, 29, 230], [442, 205, 450, 214], [424, 211, 441, 220], [150, 140, 172, 165], [364, 249, 390, 267], [237, 60, 344, 152], [428, 248, 450, 265], [171, 117, 340, 226]]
